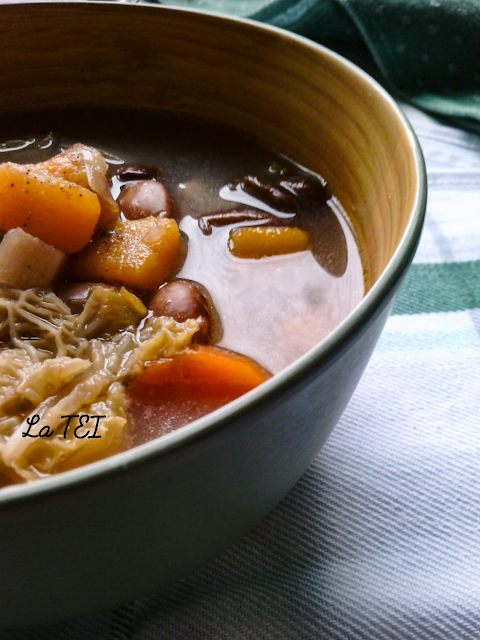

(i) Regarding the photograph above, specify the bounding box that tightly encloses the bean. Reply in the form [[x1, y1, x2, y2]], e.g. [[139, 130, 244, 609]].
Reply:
[[242, 175, 297, 213], [278, 176, 330, 204], [117, 180, 172, 220], [114, 164, 164, 182], [55, 282, 111, 314], [149, 280, 214, 344], [198, 210, 273, 235]]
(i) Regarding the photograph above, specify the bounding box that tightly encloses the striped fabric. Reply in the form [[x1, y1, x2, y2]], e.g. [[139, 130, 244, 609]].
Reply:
[[3, 104, 480, 639]]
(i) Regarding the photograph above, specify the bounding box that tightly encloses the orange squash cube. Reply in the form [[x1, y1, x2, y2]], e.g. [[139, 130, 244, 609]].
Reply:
[[66, 217, 181, 289], [0, 162, 101, 254], [228, 226, 309, 259]]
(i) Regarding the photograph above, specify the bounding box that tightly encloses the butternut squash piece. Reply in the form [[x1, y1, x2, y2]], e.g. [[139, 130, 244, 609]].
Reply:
[[0, 163, 101, 254], [66, 217, 181, 289], [228, 226, 310, 259], [36, 143, 119, 229]]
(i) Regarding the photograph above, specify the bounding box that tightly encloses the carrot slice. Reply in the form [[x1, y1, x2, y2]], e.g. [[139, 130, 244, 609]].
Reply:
[[128, 345, 271, 442], [139, 344, 271, 391], [0, 162, 101, 254]]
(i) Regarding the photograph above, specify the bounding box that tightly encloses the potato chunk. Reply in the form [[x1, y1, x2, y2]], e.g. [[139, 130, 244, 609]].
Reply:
[[66, 217, 181, 289], [228, 226, 309, 259], [0, 162, 101, 254], [0, 228, 65, 288]]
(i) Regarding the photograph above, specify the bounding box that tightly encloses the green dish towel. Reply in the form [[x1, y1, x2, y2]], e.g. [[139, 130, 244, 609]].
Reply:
[[166, 0, 480, 134]]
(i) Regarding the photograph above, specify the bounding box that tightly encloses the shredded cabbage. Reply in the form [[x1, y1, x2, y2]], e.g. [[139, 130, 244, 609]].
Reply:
[[0, 287, 86, 361], [0, 286, 198, 483]]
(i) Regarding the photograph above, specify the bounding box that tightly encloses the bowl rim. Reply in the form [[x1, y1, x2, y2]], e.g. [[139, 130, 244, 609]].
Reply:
[[0, 1, 427, 507]]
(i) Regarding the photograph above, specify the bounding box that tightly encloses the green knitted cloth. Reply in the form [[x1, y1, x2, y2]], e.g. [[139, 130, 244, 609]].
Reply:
[[167, 0, 480, 134]]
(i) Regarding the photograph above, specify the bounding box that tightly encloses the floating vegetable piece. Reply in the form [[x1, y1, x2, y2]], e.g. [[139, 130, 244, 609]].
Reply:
[[36, 143, 119, 229], [128, 344, 272, 439], [228, 226, 310, 259], [66, 217, 181, 289], [76, 285, 147, 339], [0, 162, 101, 254], [0, 228, 65, 289]]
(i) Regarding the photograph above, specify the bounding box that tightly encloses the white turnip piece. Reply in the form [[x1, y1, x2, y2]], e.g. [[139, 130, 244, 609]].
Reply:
[[0, 227, 65, 288]]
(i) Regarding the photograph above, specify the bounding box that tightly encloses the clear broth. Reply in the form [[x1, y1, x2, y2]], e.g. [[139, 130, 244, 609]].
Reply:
[[0, 108, 364, 373]]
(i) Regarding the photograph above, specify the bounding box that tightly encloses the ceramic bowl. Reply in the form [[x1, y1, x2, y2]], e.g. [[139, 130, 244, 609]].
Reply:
[[0, 2, 426, 629]]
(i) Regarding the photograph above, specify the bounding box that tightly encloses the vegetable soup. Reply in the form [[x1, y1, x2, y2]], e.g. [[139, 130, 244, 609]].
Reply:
[[0, 109, 363, 485]]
